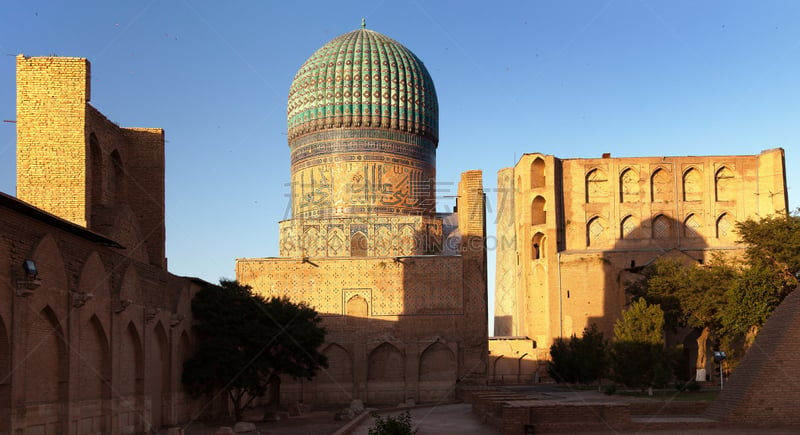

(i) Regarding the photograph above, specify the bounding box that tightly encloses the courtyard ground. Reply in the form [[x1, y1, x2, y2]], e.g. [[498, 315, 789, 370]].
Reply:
[[180, 385, 800, 434]]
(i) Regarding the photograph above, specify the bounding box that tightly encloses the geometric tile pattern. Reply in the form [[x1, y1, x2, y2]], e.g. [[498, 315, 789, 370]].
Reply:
[[278, 215, 445, 258]]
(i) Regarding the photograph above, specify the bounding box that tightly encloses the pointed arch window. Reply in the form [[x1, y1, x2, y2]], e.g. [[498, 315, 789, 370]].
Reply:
[[531, 196, 546, 225], [346, 295, 369, 317], [587, 217, 606, 247], [716, 213, 733, 239], [683, 168, 702, 202], [715, 167, 734, 202], [621, 215, 637, 239], [532, 232, 545, 259], [619, 168, 639, 203], [684, 214, 702, 238], [586, 169, 609, 203], [530, 158, 545, 189], [651, 168, 673, 202]]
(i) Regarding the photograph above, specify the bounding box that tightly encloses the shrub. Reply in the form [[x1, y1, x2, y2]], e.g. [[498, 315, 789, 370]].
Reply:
[[548, 324, 608, 384], [676, 380, 702, 392], [368, 410, 417, 435], [608, 341, 674, 391]]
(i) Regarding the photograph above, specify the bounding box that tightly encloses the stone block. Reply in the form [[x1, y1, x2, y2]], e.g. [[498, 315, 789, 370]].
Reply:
[[233, 422, 257, 433]]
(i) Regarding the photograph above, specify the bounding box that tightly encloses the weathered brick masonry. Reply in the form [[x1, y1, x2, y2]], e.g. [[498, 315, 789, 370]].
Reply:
[[2, 55, 205, 434], [495, 150, 788, 379]]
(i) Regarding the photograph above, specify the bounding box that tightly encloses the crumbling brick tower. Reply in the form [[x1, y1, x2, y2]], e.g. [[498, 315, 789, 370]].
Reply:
[[16, 55, 166, 267]]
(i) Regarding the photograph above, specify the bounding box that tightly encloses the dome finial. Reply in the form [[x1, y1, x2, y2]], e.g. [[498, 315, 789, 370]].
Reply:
[[361, 17, 366, 29]]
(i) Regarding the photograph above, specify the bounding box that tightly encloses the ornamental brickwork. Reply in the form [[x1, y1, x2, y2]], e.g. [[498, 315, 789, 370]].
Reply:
[[238, 171, 488, 405], [237, 26, 488, 406]]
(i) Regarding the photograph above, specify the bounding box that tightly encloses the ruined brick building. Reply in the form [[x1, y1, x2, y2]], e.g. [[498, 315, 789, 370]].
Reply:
[[236, 25, 489, 405], [1, 55, 206, 434], [493, 150, 788, 379]]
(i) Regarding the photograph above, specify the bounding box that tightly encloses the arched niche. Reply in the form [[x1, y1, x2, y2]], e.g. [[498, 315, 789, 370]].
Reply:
[[367, 342, 404, 382], [531, 196, 546, 225], [586, 168, 609, 203], [351, 231, 368, 257], [683, 167, 703, 202], [530, 157, 545, 189], [651, 168, 673, 202], [419, 342, 456, 382]]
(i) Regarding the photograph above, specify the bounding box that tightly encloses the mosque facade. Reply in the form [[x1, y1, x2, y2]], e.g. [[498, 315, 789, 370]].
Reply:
[[236, 26, 489, 405], [7, 20, 794, 434], [493, 149, 788, 379]]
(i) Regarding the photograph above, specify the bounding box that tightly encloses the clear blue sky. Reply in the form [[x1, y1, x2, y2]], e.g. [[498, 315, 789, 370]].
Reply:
[[2, 1, 799, 331]]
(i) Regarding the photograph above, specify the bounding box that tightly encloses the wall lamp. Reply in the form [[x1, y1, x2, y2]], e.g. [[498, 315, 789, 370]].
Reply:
[[17, 259, 42, 296], [23, 259, 37, 278]]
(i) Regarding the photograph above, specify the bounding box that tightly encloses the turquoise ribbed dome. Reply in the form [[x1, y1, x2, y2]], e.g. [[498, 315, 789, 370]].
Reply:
[[287, 27, 438, 143]]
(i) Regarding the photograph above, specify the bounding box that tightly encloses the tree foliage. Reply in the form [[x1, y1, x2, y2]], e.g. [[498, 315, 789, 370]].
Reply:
[[608, 341, 676, 390], [627, 256, 739, 369], [609, 299, 679, 389], [736, 210, 800, 281], [627, 256, 735, 333], [548, 324, 608, 384], [624, 211, 800, 371], [720, 262, 793, 339], [613, 298, 665, 345], [368, 411, 417, 435], [182, 280, 327, 421]]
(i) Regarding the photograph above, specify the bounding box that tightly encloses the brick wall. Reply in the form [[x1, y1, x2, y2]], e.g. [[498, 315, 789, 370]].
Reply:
[[0, 194, 201, 434], [705, 286, 800, 424], [16, 55, 90, 227], [16, 55, 166, 268], [237, 170, 488, 405], [497, 150, 788, 351]]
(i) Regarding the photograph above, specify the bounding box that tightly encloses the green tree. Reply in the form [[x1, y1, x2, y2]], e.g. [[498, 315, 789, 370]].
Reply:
[[626, 256, 736, 371], [609, 299, 677, 390], [608, 341, 675, 391], [548, 324, 607, 384], [722, 210, 800, 344], [613, 298, 665, 344], [736, 209, 800, 281], [623, 211, 800, 374], [182, 280, 327, 421]]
